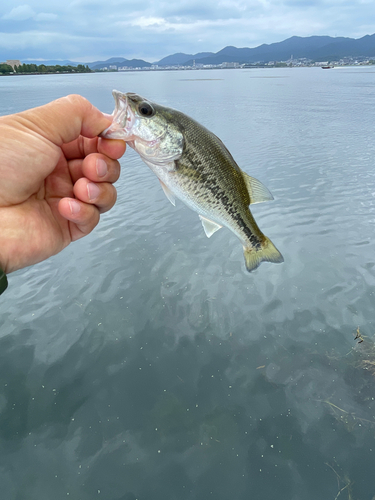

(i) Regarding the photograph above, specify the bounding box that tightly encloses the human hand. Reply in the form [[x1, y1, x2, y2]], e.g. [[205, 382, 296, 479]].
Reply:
[[0, 95, 126, 274]]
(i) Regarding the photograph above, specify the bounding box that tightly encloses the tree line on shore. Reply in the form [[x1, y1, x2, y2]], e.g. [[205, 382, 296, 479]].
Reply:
[[0, 63, 92, 74]]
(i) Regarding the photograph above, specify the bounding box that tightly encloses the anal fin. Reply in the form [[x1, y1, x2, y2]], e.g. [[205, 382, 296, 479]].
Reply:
[[199, 215, 222, 238]]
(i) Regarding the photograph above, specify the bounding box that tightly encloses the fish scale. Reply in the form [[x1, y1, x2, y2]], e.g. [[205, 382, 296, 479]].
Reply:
[[101, 90, 283, 272]]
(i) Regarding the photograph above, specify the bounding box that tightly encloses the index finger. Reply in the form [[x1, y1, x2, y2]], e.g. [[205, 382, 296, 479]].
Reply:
[[62, 136, 126, 161], [18, 94, 112, 146]]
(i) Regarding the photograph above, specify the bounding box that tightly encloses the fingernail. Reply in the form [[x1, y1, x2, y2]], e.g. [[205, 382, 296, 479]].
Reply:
[[69, 200, 81, 214], [96, 159, 107, 177], [87, 182, 100, 201]]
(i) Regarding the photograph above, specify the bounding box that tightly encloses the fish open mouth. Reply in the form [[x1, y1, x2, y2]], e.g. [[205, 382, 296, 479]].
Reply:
[[100, 90, 134, 140]]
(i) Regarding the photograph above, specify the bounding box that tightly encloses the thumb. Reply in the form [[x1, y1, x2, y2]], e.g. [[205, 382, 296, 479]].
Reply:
[[18, 94, 112, 145]]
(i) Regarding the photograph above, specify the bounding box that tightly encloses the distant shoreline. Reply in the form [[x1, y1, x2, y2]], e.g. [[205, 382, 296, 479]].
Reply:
[[1, 64, 374, 77], [0, 72, 94, 76], [0, 62, 92, 76]]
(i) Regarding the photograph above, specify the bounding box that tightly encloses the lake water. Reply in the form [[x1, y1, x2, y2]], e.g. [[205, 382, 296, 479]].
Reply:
[[1, 67, 375, 499]]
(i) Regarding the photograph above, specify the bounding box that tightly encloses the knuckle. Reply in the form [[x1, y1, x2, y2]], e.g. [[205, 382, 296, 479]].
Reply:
[[65, 94, 89, 108]]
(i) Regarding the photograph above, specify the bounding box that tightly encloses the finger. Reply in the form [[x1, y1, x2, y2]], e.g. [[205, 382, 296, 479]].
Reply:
[[62, 136, 100, 160], [19, 94, 113, 146], [73, 178, 117, 213], [97, 137, 126, 160], [58, 198, 100, 241], [68, 154, 121, 185], [62, 137, 126, 161]]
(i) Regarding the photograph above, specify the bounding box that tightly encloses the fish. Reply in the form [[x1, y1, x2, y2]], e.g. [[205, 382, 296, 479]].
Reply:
[[101, 90, 283, 272]]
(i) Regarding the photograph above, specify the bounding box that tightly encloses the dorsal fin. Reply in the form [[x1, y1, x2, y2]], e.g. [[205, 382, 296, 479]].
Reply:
[[242, 172, 274, 204]]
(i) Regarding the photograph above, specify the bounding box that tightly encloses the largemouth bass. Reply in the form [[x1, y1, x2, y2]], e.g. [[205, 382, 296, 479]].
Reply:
[[102, 90, 283, 272]]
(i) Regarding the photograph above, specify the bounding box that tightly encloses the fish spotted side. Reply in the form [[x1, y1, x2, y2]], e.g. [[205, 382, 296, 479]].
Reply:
[[101, 90, 283, 272]]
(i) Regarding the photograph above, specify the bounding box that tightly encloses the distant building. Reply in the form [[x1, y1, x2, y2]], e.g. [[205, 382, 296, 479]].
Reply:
[[6, 59, 21, 69], [221, 62, 240, 68]]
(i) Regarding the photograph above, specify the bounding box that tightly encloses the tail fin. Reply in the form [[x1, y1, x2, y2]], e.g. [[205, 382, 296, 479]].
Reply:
[[243, 237, 283, 272]]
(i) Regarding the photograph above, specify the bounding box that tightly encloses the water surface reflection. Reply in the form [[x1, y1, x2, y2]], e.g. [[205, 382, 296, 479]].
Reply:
[[0, 68, 375, 499]]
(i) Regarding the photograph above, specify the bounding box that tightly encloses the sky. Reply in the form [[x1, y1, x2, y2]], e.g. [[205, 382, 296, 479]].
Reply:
[[0, 0, 374, 63]]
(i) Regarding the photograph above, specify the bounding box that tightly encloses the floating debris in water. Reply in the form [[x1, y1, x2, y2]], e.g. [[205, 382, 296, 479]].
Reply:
[[354, 326, 364, 344]]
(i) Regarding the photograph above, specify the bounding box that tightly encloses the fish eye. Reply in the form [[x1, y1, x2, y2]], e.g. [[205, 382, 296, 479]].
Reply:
[[138, 102, 154, 117]]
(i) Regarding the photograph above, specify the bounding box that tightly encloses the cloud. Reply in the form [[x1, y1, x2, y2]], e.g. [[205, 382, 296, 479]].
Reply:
[[1, 5, 57, 23], [131, 17, 168, 29], [0, 0, 374, 62], [34, 13, 58, 21], [2, 5, 35, 21]]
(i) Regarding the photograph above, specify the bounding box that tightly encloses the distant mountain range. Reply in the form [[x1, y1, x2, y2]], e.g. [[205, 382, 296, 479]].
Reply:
[[20, 59, 83, 66], [22, 34, 375, 69], [156, 52, 214, 66], [19, 57, 152, 70], [86, 57, 152, 70], [165, 34, 375, 66]]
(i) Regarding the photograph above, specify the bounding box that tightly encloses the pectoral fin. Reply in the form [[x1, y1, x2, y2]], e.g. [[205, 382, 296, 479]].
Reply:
[[159, 180, 176, 206], [199, 215, 222, 238], [242, 172, 274, 204]]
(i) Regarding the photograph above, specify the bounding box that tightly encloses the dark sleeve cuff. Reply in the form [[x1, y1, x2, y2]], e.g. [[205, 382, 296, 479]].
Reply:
[[0, 268, 8, 295]]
